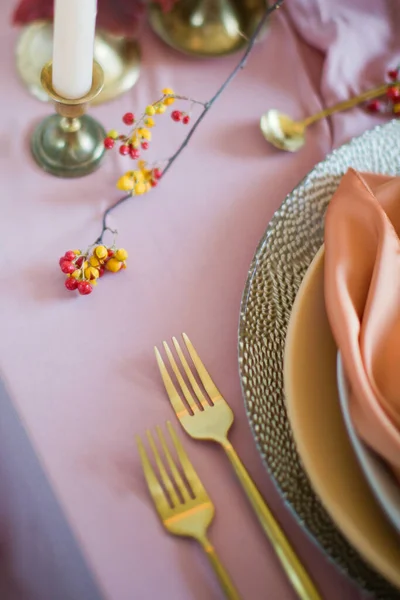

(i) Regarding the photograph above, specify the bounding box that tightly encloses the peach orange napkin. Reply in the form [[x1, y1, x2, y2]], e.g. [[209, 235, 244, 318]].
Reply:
[[324, 168, 400, 481]]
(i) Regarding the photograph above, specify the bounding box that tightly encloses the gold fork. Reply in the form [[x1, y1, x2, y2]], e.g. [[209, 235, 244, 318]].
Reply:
[[155, 334, 322, 600], [136, 421, 241, 600]]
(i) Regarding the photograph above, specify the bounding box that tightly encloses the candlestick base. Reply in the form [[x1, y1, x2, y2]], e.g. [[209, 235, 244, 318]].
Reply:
[[16, 21, 140, 105], [31, 61, 106, 178], [31, 114, 106, 178]]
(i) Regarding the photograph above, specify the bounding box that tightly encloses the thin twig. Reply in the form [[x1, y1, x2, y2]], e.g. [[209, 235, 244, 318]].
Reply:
[[96, 0, 284, 243]]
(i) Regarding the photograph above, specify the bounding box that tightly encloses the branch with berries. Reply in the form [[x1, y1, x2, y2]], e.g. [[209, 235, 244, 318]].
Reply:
[[103, 88, 201, 197], [365, 66, 400, 114], [59, 0, 284, 296]]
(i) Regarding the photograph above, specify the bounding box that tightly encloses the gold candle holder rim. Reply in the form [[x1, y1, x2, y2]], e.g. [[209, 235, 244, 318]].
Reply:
[[40, 60, 104, 106]]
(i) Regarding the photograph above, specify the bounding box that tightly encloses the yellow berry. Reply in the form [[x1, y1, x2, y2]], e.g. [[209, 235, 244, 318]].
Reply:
[[135, 182, 147, 195], [71, 269, 81, 279], [95, 245, 108, 260], [85, 266, 100, 280], [162, 88, 175, 106], [115, 248, 128, 261], [155, 103, 167, 114], [105, 258, 122, 273], [394, 103, 400, 114], [146, 182, 152, 192], [133, 170, 144, 182], [82, 261, 89, 270], [145, 105, 156, 116], [116, 174, 135, 191], [107, 129, 118, 140], [89, 255, 101, 267], [73, 249, 81, 255], [137, 128, 151, 141], [144, 116, 155, 128], [137, 159, 147, 170]]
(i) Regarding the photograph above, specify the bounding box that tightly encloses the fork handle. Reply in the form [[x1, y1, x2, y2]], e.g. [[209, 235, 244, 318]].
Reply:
[[222, 442, 322, 600], [198, 536, 241, 600]]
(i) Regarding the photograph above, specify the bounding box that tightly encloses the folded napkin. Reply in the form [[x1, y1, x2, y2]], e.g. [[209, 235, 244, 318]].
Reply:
[[324, 168, 400, 480]]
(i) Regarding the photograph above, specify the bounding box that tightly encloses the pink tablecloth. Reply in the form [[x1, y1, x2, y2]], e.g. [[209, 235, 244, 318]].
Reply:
[[0, 1, 394, 598]]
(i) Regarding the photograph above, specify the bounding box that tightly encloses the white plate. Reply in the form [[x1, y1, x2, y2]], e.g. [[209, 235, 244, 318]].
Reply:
[[337, 353, 400, 534]]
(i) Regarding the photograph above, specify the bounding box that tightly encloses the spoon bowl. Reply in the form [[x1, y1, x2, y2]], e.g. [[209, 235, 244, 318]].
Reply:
[[260, 110, 306, 152]]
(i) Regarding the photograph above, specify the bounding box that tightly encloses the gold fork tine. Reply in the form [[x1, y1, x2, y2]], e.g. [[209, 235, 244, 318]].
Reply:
[[156, 425, 191, 502], [163, 341, 199, 413], [182, 333, 222, 403], [155, 346, 188, 418], [172, 337, 209, 409], [166, 421, 207, 498], [136, 435, 171, 515], [146, 430, 180, 507]]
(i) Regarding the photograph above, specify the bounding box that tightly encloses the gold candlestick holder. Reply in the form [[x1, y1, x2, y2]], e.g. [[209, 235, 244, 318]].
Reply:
[[31, 61, 106, 178], [16, 21, 141, 105]]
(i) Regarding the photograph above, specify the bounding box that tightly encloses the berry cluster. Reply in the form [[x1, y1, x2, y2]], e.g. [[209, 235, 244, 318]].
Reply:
[[59, 246, 128, 296], [365, 67, 400, 115], [116, 160, 162, 193], [103, 88, 179, 159], [104, 88, 193, 195], [171, 110, 190, 125]]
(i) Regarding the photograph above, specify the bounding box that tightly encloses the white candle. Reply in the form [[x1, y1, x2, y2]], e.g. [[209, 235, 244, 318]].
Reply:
[[52, 0, 97, 100]]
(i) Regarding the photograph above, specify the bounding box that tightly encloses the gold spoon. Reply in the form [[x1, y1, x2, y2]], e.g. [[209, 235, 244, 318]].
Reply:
[[260, 83, 389, 152]]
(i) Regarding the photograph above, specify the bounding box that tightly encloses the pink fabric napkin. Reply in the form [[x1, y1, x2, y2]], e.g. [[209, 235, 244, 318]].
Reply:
[[285, 1, 400, 146], [285, 0, 400, 102], [324, 169, 400, 481]]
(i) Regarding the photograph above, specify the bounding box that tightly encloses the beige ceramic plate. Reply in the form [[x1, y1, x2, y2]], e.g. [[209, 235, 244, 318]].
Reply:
[[284, 246, 400, 589]]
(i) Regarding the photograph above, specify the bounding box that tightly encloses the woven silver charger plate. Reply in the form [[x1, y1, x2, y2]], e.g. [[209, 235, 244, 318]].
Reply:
[[238, 120, 400, 599]]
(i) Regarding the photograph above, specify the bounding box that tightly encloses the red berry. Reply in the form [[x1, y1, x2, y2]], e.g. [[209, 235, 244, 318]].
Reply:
[[122, 112, 135, 126], [77, 281, 93, 295], [64, 250, 76, 261], [61, 261, 75, 274], [119, 144, 130, 156], [151, 180, 158, 187], [388, 69, 398, 81], [59, 257, 67, 267], [104, 137, 115, 150], [107, 249, 114, 257], [65, 277, 78, 291], [75, 256, 84, 268], [153, 168, 162, 179], [366, 99, 381, 113], [141, 141, 149, 150], [171, 110, 182, 122], [130, 147, 140, 159], [387, 86, 400, 101], [98, 267, 105, 278], [182, 115, 190, 125]]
